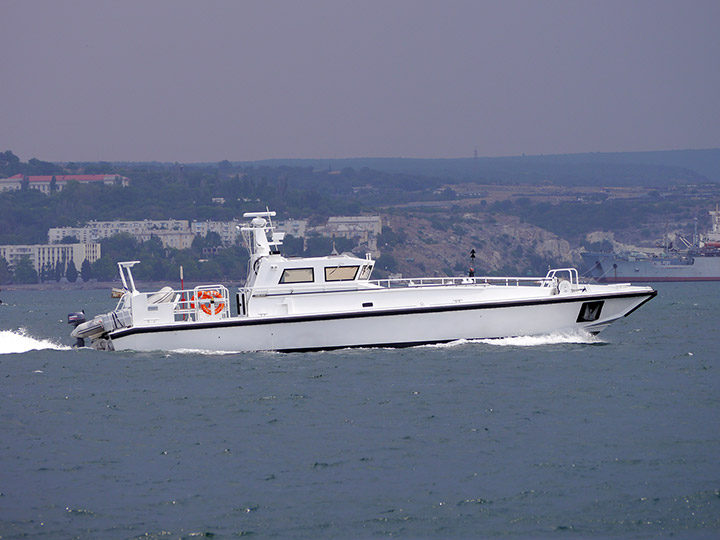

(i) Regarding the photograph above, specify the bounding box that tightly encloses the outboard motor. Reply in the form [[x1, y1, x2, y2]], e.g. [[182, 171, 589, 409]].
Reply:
[[68, 311, 86, 347]]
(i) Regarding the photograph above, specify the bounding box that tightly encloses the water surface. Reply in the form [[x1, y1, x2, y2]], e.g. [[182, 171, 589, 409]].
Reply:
[[1, 284, 718, 538]]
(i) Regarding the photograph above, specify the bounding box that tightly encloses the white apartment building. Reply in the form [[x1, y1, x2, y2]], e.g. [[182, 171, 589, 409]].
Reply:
[[138, 230, 196, 250], [191, 220, 243, 246], [0, 243, 101, 272], [42, 216, 379, 255], [49, 219, 245, 250], [49, 219, 192, 247], [318, 216, 382, 253], [274, 219, 308, 238]]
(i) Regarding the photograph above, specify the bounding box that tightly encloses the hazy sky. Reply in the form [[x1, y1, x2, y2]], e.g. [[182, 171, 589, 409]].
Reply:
[[2, 0, 719, 163]]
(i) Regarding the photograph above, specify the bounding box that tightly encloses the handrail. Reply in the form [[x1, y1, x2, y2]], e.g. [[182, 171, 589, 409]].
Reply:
[[544, 268, 579, 286], [247, 280, 379, 297], [369, 275, 552, 289], [136, 285, 231, 322], [247, 274, 554, 295]]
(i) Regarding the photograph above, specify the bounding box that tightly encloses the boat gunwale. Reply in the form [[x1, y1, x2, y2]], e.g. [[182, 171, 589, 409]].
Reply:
[[108, 288, 657, 340]]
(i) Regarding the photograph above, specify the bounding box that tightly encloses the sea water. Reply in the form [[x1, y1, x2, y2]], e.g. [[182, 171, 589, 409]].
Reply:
[[0, 284, 718, 539]]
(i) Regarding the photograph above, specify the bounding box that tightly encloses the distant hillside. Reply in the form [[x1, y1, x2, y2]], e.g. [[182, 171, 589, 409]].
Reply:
[[235, 149, 720, 187], [3, 148, 720, 281]]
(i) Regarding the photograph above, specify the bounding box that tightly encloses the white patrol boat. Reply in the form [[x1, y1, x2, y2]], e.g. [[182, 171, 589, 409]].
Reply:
[[70, 210, 657, 352]]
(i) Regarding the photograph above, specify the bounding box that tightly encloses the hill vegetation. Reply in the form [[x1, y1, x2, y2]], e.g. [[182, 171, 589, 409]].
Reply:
[[1, 149, 719, 285]]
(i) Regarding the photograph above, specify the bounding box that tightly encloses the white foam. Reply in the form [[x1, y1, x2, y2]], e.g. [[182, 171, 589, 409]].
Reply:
[[0, 329, 72, 354], [170, 348, 239, 356], [476, 330, 603, 347], [423, 330, 602, 349]]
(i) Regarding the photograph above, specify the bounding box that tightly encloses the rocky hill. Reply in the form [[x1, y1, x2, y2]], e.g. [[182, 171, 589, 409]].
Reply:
[[377, 211, 573, 278]]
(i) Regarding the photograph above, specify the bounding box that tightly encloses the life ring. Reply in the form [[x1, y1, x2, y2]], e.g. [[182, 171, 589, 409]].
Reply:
[[198, 290, 224, 315]]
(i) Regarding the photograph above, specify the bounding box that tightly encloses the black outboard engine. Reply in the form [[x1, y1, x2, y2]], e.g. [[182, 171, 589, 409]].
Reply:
[[68, 311, 86, 347]]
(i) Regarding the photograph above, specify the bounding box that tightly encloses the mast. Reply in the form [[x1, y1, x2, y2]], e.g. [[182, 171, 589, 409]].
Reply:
[[240, 210, 285, 286]]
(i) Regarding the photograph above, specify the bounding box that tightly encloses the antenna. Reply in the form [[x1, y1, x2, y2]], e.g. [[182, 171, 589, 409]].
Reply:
[[265, 205, 274, 230]]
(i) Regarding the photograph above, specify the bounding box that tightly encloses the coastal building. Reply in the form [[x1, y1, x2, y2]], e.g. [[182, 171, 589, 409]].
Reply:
[[49, 219, 192, 248], [49, 219, 242, 250], [191, 220, 243, 246], [274, 219, 308, 238], [316, 215, 382, 254], [41, 215, 379, 255], [0, 243, 101, 272], [0, 174, 130, 192], [137, 230, 196, 250]]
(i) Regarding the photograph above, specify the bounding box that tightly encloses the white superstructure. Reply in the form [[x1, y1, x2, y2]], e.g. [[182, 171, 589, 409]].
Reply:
[[71, 210, 656, 352]]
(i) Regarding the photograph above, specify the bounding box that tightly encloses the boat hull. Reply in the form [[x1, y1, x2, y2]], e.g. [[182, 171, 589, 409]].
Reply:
[[105, 290, 655, 352], [581, 252, 720, 282]]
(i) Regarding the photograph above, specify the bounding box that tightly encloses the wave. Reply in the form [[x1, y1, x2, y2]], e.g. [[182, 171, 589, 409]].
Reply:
[[423, 330, 603, 349], [0, 329, 72, 354]]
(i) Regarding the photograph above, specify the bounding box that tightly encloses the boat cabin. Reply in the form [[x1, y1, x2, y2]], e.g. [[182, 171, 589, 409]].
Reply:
[[238, 212, 377, 317], [250, 253, 375, 290]]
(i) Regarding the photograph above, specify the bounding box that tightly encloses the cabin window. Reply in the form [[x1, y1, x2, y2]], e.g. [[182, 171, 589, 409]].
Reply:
[[359, 265, 373, 280], [279, 267, 314, 284], [325, 265, 359, 281]]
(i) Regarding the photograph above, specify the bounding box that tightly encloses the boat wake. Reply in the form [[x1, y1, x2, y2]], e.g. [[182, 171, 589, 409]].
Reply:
[[424, 330, 603, 349], [0, 329, 72, 354], [479, 330, 604, 347], [170, 348, 240, 356]]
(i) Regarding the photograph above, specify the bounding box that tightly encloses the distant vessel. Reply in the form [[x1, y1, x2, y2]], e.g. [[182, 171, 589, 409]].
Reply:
[[582, 205, 720, 282]]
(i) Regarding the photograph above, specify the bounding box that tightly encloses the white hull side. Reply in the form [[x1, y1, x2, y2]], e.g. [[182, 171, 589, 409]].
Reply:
[[107, 291, 653, 352]]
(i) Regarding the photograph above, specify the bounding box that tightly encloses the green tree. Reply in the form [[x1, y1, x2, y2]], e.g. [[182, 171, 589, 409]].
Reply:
[[374, 254, 398, 278], [378, 226, 406, 248], [0, 257, 11, 284], [281, 234, 304, 256], [40, 262, 53, 282], [54, 260, 64, 282], [92, 256, 118, 281], [205, 231, 223, 247], [66, 260, 78, 282], [304, 234, 333, 257], [81, 259, 93, 281], [99, 233, 140, 261], [26, 157, 63, 175], [13, 256, 38, 284], [50, 176, 58, 192], [192, 231, 224, 252], [0, 150, 22, 176]]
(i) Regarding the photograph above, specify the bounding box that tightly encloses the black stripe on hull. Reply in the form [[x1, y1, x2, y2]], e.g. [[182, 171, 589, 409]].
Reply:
[[276, 338, 459, 353], [622, 291, 656, 317]]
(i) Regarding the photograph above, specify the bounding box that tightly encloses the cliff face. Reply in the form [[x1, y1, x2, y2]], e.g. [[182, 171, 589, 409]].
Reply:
[[378, 212, 573, 278]]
